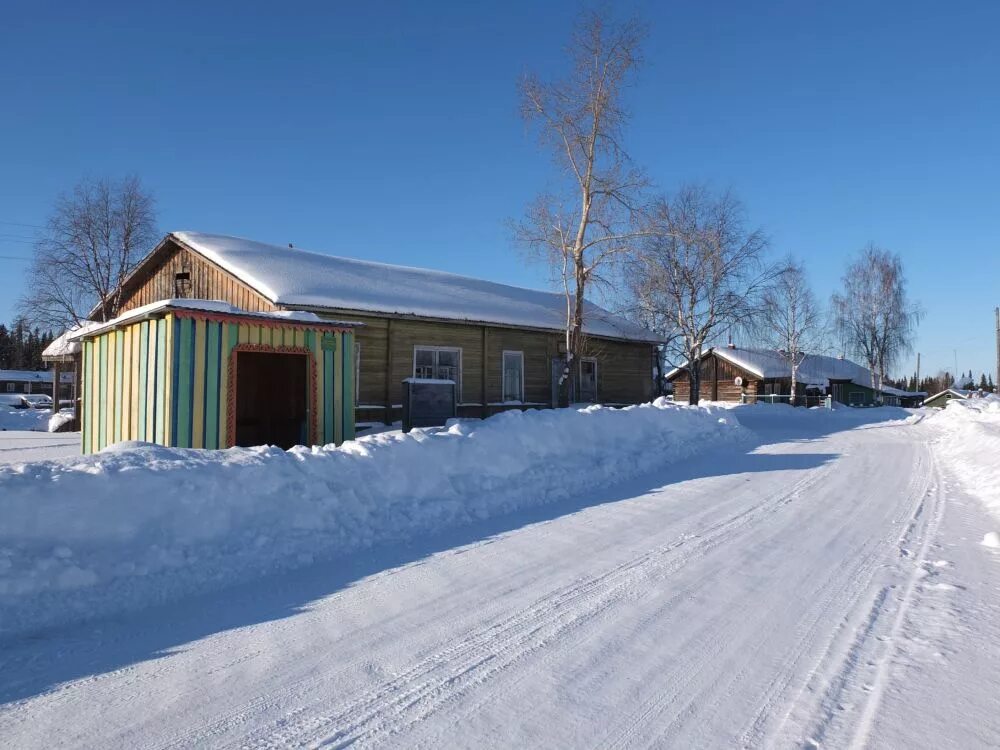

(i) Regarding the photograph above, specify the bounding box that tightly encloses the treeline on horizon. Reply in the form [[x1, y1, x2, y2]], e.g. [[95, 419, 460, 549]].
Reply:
[[885, 370, 995, 396], [0, 320, 57, 371]]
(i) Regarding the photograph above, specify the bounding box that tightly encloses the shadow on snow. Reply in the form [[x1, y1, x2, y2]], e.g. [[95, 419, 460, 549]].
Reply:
[[0, 407, 913, 705]]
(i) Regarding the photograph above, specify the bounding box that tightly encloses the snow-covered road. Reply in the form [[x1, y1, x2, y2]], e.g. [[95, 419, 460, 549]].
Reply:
[[2, 410, 998, 748]]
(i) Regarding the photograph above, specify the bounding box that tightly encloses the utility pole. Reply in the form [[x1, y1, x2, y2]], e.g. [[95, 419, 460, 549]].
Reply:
[[916, 352, 920, 389], [995, 307, 999, 394]]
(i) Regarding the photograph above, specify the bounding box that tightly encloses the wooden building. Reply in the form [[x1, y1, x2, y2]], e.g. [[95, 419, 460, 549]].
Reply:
[[0, 369, 74, 399], [922, 388, 970, 409], [72, 300, 357, 453], [100, 232, 660, 425], [666, 346, 920, 407]]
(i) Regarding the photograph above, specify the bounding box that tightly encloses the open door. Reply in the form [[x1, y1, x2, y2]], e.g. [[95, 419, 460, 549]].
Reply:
[[234, 351, 308, 448]]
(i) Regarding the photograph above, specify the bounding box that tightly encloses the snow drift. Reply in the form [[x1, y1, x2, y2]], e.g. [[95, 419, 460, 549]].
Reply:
[[0, 400, 747, 636], [928, 395, 1000, 523]]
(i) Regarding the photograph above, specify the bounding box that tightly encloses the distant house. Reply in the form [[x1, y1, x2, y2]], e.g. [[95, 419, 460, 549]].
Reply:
[[922, 388, 972, 409], [95, 231, 661, 425], [0, 369, 74, 399], [665, 346, 924, 407]]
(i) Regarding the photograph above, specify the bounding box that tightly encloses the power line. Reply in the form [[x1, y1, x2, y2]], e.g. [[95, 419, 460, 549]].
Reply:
[[0, 254, 32, 261], [0, 220, 42, 229]]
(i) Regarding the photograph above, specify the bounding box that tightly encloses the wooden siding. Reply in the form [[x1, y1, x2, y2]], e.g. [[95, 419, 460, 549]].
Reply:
[[82, 317, 172, 454], [80, 312, 355, 453], [120, 240, 275, 314], [114, 243, 657, 422], [669, 350, 761, 403]]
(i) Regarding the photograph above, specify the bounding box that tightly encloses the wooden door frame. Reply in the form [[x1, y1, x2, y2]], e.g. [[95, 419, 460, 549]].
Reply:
[[227, 344, 318, 447]]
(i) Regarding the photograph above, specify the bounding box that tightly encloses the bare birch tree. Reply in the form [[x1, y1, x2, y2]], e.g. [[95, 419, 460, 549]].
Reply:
[[20, 175, 157, 327], [513, 12, 650, 402], [831, 245, 919, 399], [757, 259, 823, 405], [628, 184, 775, 405]]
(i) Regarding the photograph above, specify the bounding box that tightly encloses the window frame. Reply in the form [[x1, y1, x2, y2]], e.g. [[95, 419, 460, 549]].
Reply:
[[579, 357, 599, 402], [501, 350, 525, 403], [5, 383, 14, 393], [412, 345, 462, 400]]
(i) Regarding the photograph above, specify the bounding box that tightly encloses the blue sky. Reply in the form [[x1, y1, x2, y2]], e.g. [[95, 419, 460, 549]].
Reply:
[[2, 1, 997, 379]]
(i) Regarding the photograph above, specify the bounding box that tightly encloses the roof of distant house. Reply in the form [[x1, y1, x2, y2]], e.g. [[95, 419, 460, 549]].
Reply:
[[666, 346, 924, 395], [0, 369, 74, 383], [144, 232, 660, 343]]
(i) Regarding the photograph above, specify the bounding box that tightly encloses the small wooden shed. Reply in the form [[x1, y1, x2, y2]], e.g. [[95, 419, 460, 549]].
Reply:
[[74, 300, 359, 453]]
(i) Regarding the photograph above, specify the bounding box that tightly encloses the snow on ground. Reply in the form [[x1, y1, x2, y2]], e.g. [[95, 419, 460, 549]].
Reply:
[[1, 403, 999, 749], [0, 431, 79, 465], [0, 407, 53, 432], [925, 395, 1000, 523], [0, 399, 746, 637]]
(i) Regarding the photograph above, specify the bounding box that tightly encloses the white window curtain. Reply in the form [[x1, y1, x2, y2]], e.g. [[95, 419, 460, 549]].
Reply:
[[502, 351, 524, 402]]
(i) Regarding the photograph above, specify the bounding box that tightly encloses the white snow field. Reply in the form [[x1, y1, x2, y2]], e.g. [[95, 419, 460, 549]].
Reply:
[[1, 402, 999, 749], [0, 430, 79, 465]]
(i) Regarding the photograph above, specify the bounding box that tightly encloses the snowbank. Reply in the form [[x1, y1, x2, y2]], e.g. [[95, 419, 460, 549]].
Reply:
[[0, 400, 748, 636], [0, 407, 54, 433], [927, 395, 1000, 522]]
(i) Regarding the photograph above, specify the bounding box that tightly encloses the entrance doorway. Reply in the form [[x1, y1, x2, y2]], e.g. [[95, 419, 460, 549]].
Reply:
[[234, 351, 308, 449]]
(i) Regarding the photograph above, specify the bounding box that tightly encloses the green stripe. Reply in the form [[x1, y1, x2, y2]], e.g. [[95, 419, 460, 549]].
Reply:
[[98, 334, 107, 451], [114, 330, 124, 444], [82, 341, 91, 453], [175, 317, 193, 448], [155, 321, 167, 444], [205, 321, 221, 449], [324, 348, 334, 444], [137, 321, 148, 441]]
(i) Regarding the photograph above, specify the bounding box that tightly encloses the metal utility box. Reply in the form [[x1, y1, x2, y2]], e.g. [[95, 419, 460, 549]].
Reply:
[[401, 378, 456, 432]]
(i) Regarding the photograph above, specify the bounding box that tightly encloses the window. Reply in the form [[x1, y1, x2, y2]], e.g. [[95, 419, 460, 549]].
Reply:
[[413, 346, 462, 397], [5, 383, 14, 392], [502, 351, 524, 402], [579, 358, 598, 402]]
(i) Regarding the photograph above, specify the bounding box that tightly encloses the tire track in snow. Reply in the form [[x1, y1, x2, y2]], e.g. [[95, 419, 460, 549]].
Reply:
[[772, 441, 938, 749], [594, 451, 871, 750], [231, 468, 832, 749]]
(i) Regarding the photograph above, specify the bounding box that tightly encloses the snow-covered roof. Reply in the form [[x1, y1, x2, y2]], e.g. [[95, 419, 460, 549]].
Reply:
[[42, 321, 103, 361], [925, 388, 972, 403], [70, 299, 362, 341], [880, 385, 926, 398], [0, 369, 74, 383], [164, 232, 660, 343], [666, 346, 919, 394]]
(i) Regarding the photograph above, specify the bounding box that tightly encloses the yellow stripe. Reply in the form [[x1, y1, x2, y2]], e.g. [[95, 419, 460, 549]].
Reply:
[[294, 329, 304, 348], [239, 324, 249, 344], [130, 324, 140, 439], [94, 336, 101, 453], [146, 321, 156, 440], [250, 324, 260, 345], [192, 319, 207, 448], [122, 326, 132, 441], [107, 332, 116, 447]]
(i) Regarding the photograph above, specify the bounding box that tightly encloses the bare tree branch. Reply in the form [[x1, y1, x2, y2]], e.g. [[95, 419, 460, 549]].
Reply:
[[512, 11, 649, 402], [19, 175, 158, 328]]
